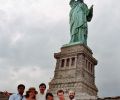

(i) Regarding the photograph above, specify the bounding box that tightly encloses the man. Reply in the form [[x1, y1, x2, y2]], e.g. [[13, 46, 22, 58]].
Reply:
[[57, 90, 65, 100], [36, 83, 46, 100], [9, 84, 25, 100], [69, 0, 93, 45], [68, 90, 75, 100]]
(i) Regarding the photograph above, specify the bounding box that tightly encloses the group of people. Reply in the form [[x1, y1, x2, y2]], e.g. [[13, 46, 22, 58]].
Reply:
[[8, 83, 76, 100]]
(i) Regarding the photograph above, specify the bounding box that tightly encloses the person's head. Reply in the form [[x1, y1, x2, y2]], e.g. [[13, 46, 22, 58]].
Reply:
[[39, 83, 46, 94], [68, 90, 75, 100], [57, 90, 64, 100], [26, 87, 38, 99], [17, 84, 25, 95], [46, 92, 54, 100]]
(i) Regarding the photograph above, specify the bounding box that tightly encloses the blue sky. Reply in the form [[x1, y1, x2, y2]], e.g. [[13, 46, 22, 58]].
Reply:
[[0, 0, 120, 97]]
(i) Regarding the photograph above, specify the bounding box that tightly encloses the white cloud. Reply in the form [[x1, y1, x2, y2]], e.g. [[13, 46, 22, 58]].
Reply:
[[0, 0, 120, 98], [0, 66, 54, 93]]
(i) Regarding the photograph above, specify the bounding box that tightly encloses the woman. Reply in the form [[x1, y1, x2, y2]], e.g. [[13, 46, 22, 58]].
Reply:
[[46, 92, 54, 100], [23, 87, 38, 100]]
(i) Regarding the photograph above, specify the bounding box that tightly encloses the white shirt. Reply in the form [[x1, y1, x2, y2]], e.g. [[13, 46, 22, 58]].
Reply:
[[9, 93, 25, 100], [36, 93, 46, 100]]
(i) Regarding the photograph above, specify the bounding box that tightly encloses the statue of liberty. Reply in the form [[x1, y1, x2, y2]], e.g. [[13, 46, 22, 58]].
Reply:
[[69, 0, 93, 45]]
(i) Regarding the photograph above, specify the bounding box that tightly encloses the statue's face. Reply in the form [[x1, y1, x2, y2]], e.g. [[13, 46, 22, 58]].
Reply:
[[77, 0, 83, 2]]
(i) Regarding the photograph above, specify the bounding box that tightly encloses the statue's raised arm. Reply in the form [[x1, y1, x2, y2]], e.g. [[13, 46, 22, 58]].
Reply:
[[87, 5, 93, 22]]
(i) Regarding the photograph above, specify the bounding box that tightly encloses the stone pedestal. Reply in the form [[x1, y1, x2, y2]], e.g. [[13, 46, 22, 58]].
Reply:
[[48, 44, 98, 99]]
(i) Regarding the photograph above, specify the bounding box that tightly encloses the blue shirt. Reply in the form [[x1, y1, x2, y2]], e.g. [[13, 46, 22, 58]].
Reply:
[[9, 93, 25, 100]]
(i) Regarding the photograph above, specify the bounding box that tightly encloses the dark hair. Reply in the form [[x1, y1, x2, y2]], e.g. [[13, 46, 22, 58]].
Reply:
[[25, 91, 30, 98], [25, 91, 36, 99], [46, 92, 53, 100], [39, 83, 46, 89], [25, 87, 38, 99], [57, 89, 64, 95], [17, 84, 25, 89]]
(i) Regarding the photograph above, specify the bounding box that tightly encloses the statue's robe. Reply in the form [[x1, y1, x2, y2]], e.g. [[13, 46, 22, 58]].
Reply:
[[69, 0, 93, 45]]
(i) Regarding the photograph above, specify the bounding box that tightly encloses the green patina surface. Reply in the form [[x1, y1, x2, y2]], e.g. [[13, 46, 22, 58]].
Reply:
[[65, 0, 93, 46]]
